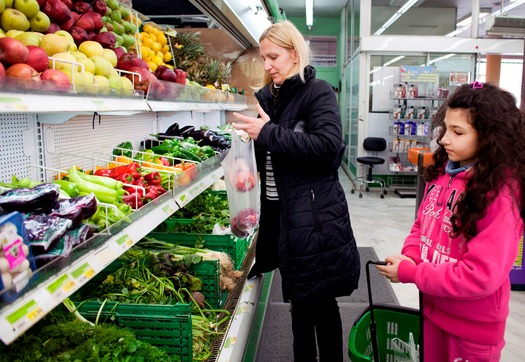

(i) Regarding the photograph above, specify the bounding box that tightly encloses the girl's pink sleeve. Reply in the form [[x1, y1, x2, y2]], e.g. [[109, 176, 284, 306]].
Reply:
[[401, 187, 522, 298]]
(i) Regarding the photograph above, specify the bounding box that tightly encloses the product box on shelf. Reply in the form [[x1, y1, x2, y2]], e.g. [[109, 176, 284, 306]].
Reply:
[[0, 211, 37, 302]]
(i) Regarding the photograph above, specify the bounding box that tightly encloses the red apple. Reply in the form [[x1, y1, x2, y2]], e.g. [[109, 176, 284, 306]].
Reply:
[[0, 38, 30, 65], [74, 1, 92, 14], [87, 32, 96, 40], [125, 66, 153, 93], [6, 63, 41, 81], [59, 15, 75, 31], [75, 15, 94, 33], [41, 68, 71, 91], [84, 12, 103, 32], [93, 32, 116, 49], [45, 0, 73, 25], [0, 62, 5, 77], [69, 26, 89, 46], [117, 52, 149, 71], [44, 22, 60, 34], [112, 46, 126, 60], [155, 65, 177, 82], [57, 0, 73, 10], [36, 0, 47, 7], [93, 0, 107, 16], [25, 45, 49, 73]]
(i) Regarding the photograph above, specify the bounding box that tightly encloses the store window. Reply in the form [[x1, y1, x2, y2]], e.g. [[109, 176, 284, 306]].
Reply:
[[478, 58, 523, 106], [306, 36, 337, 67]]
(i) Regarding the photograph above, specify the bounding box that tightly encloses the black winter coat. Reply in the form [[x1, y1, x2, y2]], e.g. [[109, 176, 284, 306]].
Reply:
[[252, 66, 360, 303]]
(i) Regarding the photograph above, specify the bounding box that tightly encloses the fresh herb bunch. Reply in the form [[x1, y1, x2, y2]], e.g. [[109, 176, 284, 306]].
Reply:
[[0, 312, 179, 362], [168, 190, 230, 233]]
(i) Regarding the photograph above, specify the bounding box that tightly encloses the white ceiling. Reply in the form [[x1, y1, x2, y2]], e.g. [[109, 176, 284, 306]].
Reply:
[[276, 0, 525, 23]]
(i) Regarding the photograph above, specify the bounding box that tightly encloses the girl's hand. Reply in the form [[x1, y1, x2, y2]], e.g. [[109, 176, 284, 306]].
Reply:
[[376, 255, 415, 283], [232, 103, 270, 140]]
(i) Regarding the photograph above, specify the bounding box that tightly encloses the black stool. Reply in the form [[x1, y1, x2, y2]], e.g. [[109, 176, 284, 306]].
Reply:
[[351, 137, 388, 198]]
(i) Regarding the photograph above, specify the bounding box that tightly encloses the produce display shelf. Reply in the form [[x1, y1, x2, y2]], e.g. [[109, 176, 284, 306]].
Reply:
[[0, 164, 224, 346]]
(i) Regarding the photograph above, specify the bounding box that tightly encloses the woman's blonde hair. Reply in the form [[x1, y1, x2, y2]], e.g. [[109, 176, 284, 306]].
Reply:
[[259, 20, 310, 87]]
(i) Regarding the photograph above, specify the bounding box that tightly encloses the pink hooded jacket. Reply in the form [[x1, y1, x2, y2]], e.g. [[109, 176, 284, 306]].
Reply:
[[398, 169, 522, 344]]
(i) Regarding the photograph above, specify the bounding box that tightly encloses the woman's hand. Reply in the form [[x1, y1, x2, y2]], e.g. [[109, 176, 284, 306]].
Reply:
[[232, 103, 270, 140], [376, 255, 415, 283]]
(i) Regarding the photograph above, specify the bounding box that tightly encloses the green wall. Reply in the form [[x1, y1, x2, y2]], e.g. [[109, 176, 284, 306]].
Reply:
[[287, 16, 342, 89]]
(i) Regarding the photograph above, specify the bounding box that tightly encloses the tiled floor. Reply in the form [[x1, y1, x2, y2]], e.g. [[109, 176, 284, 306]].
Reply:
[[340, 170, 525, 361]]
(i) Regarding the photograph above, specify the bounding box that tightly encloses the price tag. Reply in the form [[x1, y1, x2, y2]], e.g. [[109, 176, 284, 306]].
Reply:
[[162, 204, 175, 215], [91, 100, 109, 110], [6, 300, 43, 331], [71, 262, 96, 286], [0, 97, 28, 111], [115, 234, 133, 251], [46, 274, 76, 301]]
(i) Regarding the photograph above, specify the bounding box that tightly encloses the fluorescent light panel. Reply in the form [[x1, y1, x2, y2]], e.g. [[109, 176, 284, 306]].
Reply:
[[447, 0, 525, 36], [306, 0, 313, 29], [375, 0, 419, 35]]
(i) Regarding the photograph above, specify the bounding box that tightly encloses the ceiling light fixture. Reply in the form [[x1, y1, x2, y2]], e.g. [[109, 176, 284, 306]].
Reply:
[[446, 0, 525, 36], [306, 0, 313, 30], [374, 0, 419, 35]]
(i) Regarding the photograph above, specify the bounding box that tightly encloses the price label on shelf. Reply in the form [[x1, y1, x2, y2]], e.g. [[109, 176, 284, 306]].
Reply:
[[115, 234, 134, 251], [0, 97, 28, 111], [6, 300, 44, 332], [71, 262, 96, 286], [162, 204, 175, 216], [46, 274, 76, 302]]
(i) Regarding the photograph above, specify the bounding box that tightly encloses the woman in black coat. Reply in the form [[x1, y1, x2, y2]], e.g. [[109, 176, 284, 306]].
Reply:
[[232, 20, 360, 362]]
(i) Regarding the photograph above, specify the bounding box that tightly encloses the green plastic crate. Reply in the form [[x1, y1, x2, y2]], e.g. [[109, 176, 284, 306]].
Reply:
[[88, 258, 223, 309], [147, 231, 250, 270], [77, 301, 193, 362]]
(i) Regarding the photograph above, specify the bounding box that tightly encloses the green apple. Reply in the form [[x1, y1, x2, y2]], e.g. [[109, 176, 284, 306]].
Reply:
[[102, 48, 117, 67], [29, 11, 50, 32], [40, 33, 70, 56], [0, 30, 5, 38], [70, 51, 87, 59], [48, 51, 78, 76], [79, 40, 104, 57], [109, 10, 121, 23], [90, 55, 113, 77], [108, 71, 122, 91], [54, 30, 77, 51], [5, 29, 23, 38], [107, 0, 119, 11], [0, 0, 5, 13], [1, 8, 30, 31], [14, 0, 39, 18], [5, 0, 13, 7], [94, 74, 110, 94], [119, 6, 130, 20], [15, 31, 42, 46], [75, 56, 95, 74], [121, 75, 134, 95]]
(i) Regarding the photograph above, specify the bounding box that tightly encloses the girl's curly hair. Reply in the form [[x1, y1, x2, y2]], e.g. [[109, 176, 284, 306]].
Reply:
[[425, 82, 525, 240]]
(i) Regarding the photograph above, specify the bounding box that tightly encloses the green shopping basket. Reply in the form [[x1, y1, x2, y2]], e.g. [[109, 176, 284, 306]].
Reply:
[[348, 261, 422, 362]]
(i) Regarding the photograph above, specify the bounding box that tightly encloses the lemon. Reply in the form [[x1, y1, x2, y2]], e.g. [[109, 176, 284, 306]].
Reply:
[[147, 61, 157, 72], [163, 52, 172, 62]]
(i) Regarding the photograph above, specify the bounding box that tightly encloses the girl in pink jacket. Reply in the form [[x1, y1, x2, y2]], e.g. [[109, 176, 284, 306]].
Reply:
[[377, 82, 525, 361]]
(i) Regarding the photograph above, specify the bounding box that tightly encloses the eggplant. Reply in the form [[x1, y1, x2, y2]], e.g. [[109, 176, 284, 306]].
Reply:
[[178, 125, 195, 137], [24, 213, 72, 254], [50, 194, 97, 228], [0, 183, 60, 213], [165, 122, 180, 136]]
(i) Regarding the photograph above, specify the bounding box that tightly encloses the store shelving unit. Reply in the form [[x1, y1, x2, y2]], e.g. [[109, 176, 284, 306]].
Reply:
[[388, 81, 445, 198], [0, 85, 259, 359]]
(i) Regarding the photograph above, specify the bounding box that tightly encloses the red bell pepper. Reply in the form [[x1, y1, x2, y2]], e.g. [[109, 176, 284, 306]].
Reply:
[[122, 192, 143, 209], [144, 171, 161, 185]]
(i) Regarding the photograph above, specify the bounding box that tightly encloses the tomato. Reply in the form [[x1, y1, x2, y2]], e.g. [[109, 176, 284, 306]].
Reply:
[[234, 171, 255, 192]]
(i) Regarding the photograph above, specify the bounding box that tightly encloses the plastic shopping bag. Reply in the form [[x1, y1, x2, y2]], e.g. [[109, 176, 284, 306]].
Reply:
[[221, 129, 260, 238], [391, 332, 419, 362]]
